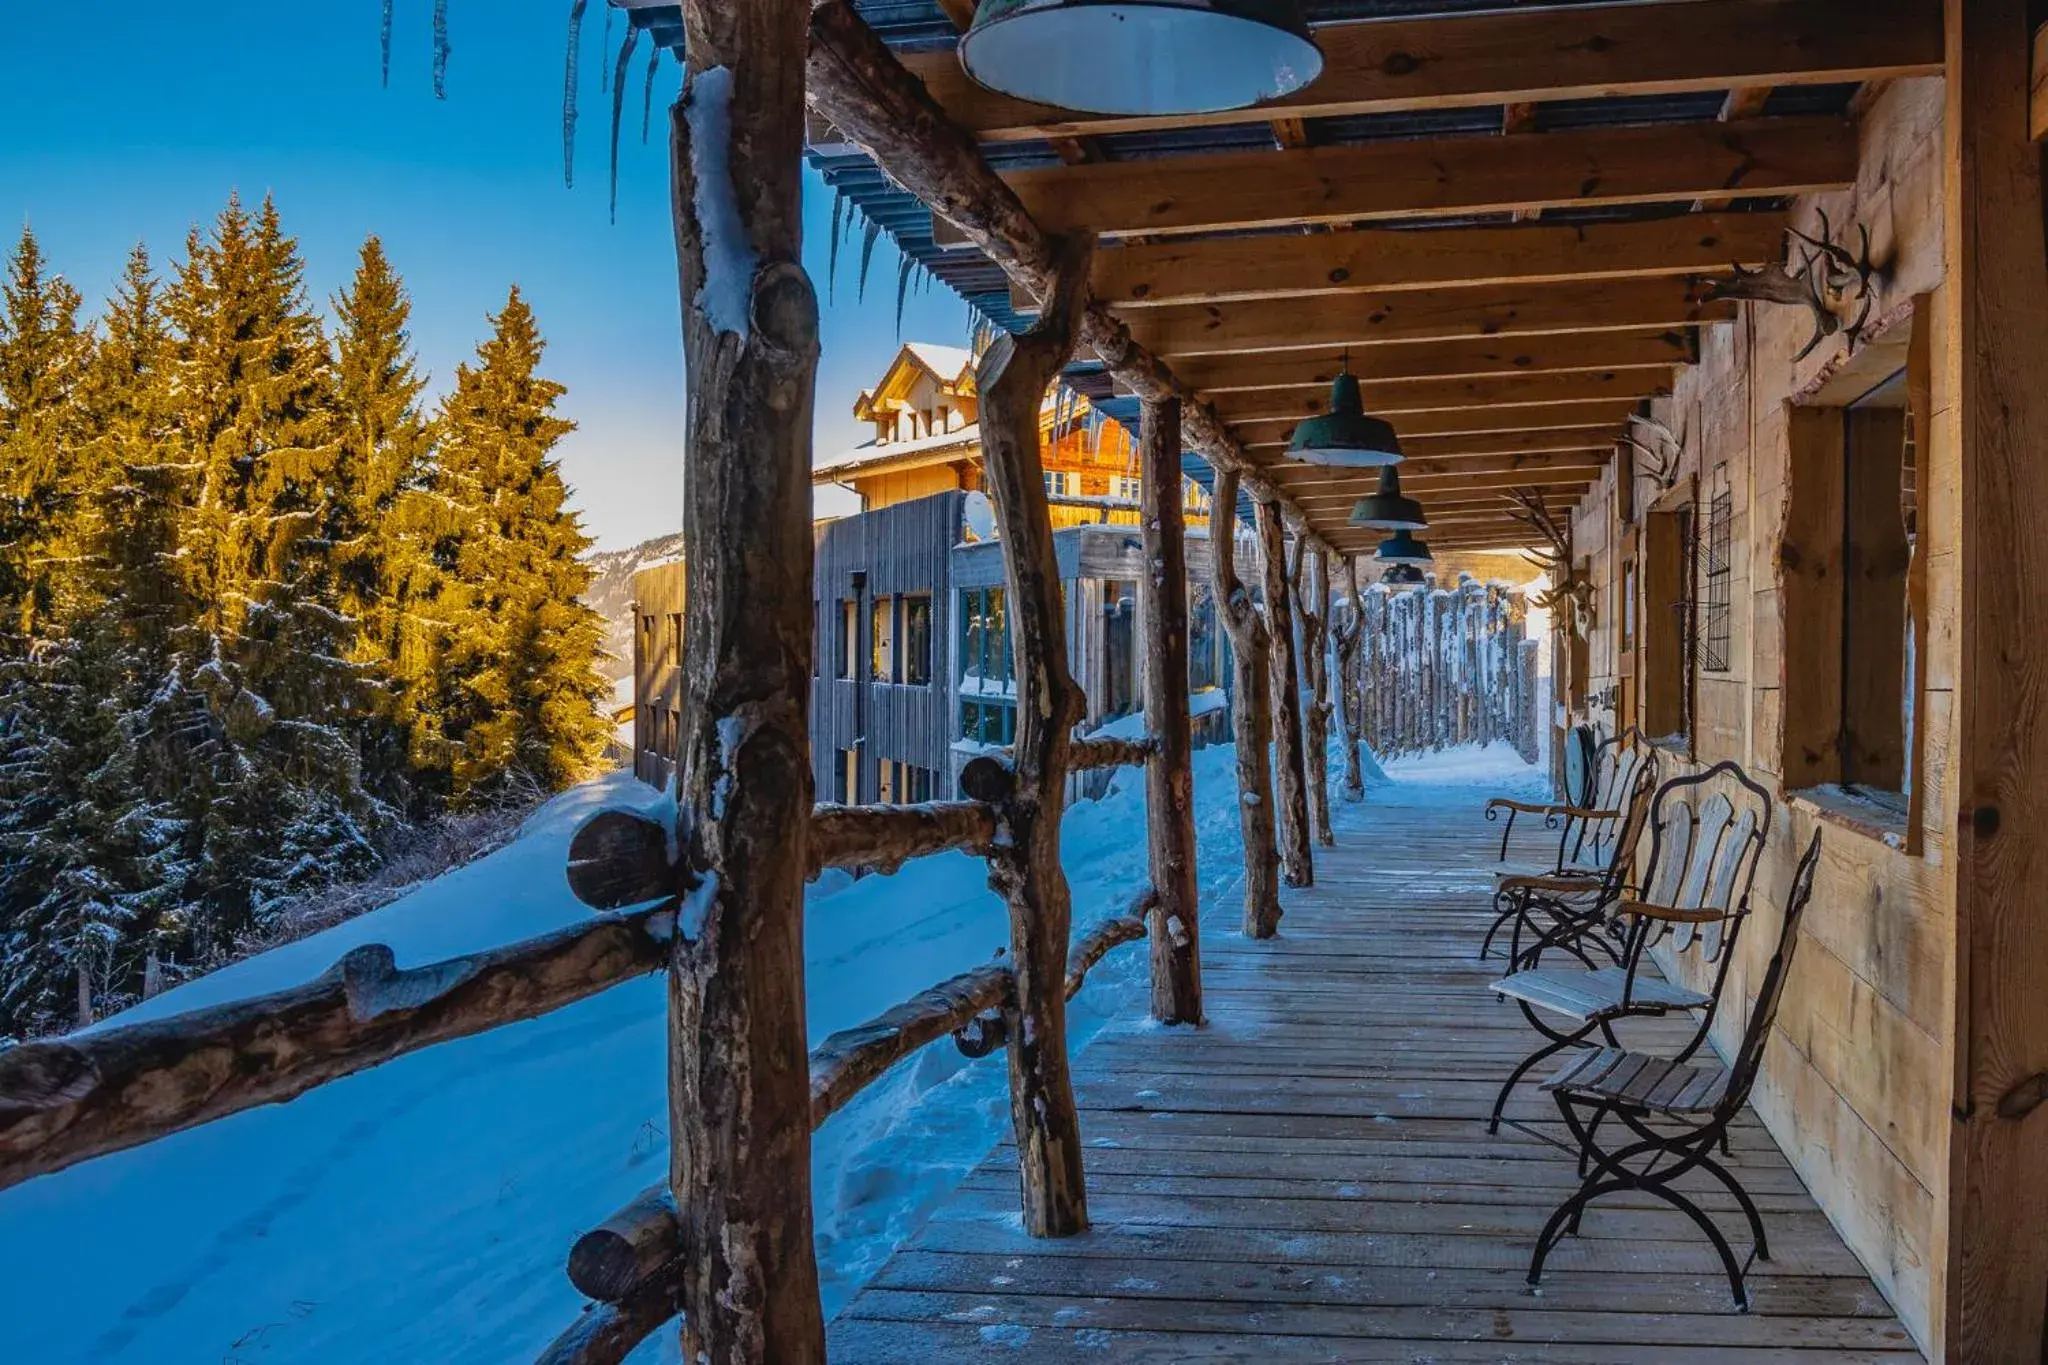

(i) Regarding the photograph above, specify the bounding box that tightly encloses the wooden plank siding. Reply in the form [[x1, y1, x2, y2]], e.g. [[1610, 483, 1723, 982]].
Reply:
[[829, 782, 1920, 1362], [1564, 79, 1955, 1356]]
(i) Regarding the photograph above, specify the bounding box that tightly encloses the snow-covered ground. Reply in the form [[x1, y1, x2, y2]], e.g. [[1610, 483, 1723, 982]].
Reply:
[[0, 733, 1539, 1364]]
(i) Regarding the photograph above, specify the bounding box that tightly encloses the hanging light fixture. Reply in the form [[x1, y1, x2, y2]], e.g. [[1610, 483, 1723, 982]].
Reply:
[[1374, 528, 1434, 567], [1287, 360, 1404, 468], [1349, 465, 1427, 531], [959, 1, 1323, 119], [1380, 563, 1426, 587]]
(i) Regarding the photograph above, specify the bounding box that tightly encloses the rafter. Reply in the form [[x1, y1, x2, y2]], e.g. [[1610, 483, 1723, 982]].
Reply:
[[1208, 370, 1668, 424], [1158, 334, 1690, 394], [1128, 277, 1733, 357], [935, 116, 1855, 244], [1063, 213, 1788, 310], [1234, 402, 1637, 448], [899, 0, 1939, 142]]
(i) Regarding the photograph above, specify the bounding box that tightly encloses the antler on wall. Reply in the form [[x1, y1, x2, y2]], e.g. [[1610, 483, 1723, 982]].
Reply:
[[1505, 487, 1595, 639], [1621, 412, 1682, 497], [1707, 208, 1882, 362]]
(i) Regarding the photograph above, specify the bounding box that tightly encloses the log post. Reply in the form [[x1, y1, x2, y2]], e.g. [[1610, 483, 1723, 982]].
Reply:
[[1138, 396, 1202, 1025], [1332, 556, 1367, 802], [1256, 498, 1314, 886], [1211, 468, 1284, 938], [665, 5, 825, 1359], [975, 233, 1096, 1237], [1295, 545, 1335, 846]]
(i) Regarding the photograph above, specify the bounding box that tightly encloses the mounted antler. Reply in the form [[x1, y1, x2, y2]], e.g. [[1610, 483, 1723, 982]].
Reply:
[[1707, 208, 1882, 362], [1620, 413, 1681, 496], [1504, 487, 1594, 638]]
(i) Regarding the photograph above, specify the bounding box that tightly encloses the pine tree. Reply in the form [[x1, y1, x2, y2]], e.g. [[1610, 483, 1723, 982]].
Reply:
[[331, 236, 441, 809], [0, 225, 94, 642], [431, 287, 609, 803]]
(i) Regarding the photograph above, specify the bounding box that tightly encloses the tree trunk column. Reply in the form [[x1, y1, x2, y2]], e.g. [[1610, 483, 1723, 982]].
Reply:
[[1256, 499, 1314, 887], [667, 4, 826, 1361], [975, 236, 1095, 1238], [1333, 555, 1366, 801], [1211, 467, 1283, 938], [1298, 547, 1334, 846], [1138, 397, 1201, 1025]]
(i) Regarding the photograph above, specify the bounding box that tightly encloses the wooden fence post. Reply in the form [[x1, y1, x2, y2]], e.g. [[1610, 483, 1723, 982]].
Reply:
[[1255, 499, 1314, 886], [666, 3, 825, 1359], [1332, 555, 1366, 801], [1296, 546, 1335, 845], [975, 234, 1095, 1237], [1139, 396, 1202, 1025], [1211, 467, 1284, 938]]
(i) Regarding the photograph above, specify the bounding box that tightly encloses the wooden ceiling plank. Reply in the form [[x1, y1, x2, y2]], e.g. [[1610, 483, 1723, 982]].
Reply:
[[1207, 369, 1668, 424], [1077, 212, 1787, 310], [1251, 427, 1620, 461], [898, 0, 1940, 142], [1131, 277, 1732, 357], [935, 116, 1856, 244], [1233, 399, 1637, 442], [1157, 332, 1690, 393]]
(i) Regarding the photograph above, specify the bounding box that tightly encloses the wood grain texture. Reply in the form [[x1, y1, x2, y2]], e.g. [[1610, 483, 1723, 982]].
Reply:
[[1942, 0, 2048, 1355], [666, 5, 826, 1357], [1164, 332, 1690, 393], [900, 1, 1939, 142], [1211, 467, 1284, 938], [1257, 498, 1315, 888]]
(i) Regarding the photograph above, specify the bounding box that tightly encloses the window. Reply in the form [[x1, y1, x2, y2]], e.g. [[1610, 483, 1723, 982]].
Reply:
[[903, 764, 935, 804], [1699, 464, 1733, 673], [1783, 377, 1915, 805], [958, 585, 1015, 744], [1112, 475, 1142, 502], [1641, 493, 1695, 747], [668, 709, 682, 759], [666, 612, 682, 664], [838, 748, 859, 805], [1044, 470, 1076, 498], [902, 594, 933, 686], [1188, 580, 1221, 692], [871, 596, 896, 681], [643, 706, 659, 754], [936, 404, 951, 432], [837, 598, 857, 679]]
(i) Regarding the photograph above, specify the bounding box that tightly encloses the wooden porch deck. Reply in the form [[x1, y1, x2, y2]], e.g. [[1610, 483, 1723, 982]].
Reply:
[[829, 776, 1922, 1362]]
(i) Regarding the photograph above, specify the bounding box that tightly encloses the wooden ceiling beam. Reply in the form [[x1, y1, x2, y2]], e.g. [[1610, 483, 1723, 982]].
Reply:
[[1269, 452, 1604, 486], [935, 116, 1855, 244], [1208, 370, 1668, 424], [1066, 213, 1787, 310], [1157, 333, 1690, 394], [898, 0, 1940, 142], [1234, 401, 1636, 446], [1131, 277, 1732, 357]]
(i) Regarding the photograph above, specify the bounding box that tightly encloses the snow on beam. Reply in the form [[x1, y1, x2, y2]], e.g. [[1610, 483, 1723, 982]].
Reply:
[[0, 903, 679, 1193], [808, 799, 999, 876]]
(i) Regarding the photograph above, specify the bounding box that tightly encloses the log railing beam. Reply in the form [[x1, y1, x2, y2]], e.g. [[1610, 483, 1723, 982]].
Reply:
[[1138, 396, 1203, 1025], [666, 5, 826, 1359], [808, 800, 997, 875]]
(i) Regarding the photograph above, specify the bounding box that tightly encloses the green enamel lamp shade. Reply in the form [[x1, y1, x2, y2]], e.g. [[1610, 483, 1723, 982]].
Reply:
[[959, 0, 1323, 118], [1288, 371, 1405, 468], [1374, 529, 1435, 567], [1348, 465, 1427, 531]]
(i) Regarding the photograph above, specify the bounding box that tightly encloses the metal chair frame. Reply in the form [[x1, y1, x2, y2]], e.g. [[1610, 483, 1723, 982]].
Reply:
[[1485, 760, 1774, 1135], [1528, 830, 1824, 1309], [1484, 761, 1657, 970]]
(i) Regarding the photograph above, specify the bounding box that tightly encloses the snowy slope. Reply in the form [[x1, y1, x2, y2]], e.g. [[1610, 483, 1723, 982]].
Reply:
[[0, 737, 1534, 1364]]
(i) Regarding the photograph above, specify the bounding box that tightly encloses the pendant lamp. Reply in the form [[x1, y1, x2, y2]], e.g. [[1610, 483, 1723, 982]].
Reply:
[[1374, 528, 1434, 567], [1287, 364, 1404, 468], [959, 0, 1323, 118], [1349, 465, 1427, 531], [1380, 563, 1426, 587]]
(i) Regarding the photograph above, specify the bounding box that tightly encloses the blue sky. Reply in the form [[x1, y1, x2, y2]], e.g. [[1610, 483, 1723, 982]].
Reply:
[[0, 1, 968, 548]]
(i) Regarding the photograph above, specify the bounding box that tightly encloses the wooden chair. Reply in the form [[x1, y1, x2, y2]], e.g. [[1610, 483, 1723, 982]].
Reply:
[[1481, 758, 1656, 969], [1528, 829, 1823, 1309], [1484, 760, 1773, 1135], [1478, 727, 1657, 962]]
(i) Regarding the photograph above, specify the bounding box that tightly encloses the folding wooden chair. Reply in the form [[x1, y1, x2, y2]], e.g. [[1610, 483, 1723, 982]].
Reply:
[[1481, 758, 1656, 969], [1484, 760, 1774, 1134], [1529, 830, 1823, 1309]]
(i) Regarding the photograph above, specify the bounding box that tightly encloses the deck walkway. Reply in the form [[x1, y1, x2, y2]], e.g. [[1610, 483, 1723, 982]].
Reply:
[[829, 771, 1922, 1362]]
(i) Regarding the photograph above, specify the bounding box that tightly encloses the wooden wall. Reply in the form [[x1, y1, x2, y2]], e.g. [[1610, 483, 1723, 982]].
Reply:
[[629, 560, 687, 790], [1565, 77, 1956, 1356]]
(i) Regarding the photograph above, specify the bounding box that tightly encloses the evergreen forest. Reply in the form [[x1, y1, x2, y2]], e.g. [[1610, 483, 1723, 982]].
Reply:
[[0, 196, 612, 1039]]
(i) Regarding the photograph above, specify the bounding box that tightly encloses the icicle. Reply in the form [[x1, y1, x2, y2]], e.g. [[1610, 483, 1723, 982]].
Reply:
[[433, 0, 450, 99], [641, 42, 660, 144], [857, 218, 881, 302], [600, 3, 614, 92], [609, 25, 640, 224], [896, 254, 914, 338], [563, 0, 589, 189], [828, 191, 848, 304], [380, 0, 394, 87]]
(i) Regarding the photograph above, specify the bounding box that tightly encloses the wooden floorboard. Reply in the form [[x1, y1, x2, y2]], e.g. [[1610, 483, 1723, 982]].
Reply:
[[829, 778, 1923, 1361]]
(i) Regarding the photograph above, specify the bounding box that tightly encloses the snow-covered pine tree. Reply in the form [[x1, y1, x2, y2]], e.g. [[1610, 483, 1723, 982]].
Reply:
[[331, 236, 443, 811], [430, 287, 609, 803], [0, 225, 95, 643], [154, 194, 378, 952]]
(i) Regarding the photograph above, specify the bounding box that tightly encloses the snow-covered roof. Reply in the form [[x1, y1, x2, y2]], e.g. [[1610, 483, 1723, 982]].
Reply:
[[903, 342, 973, 384], [814, 423, 981, 479]]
